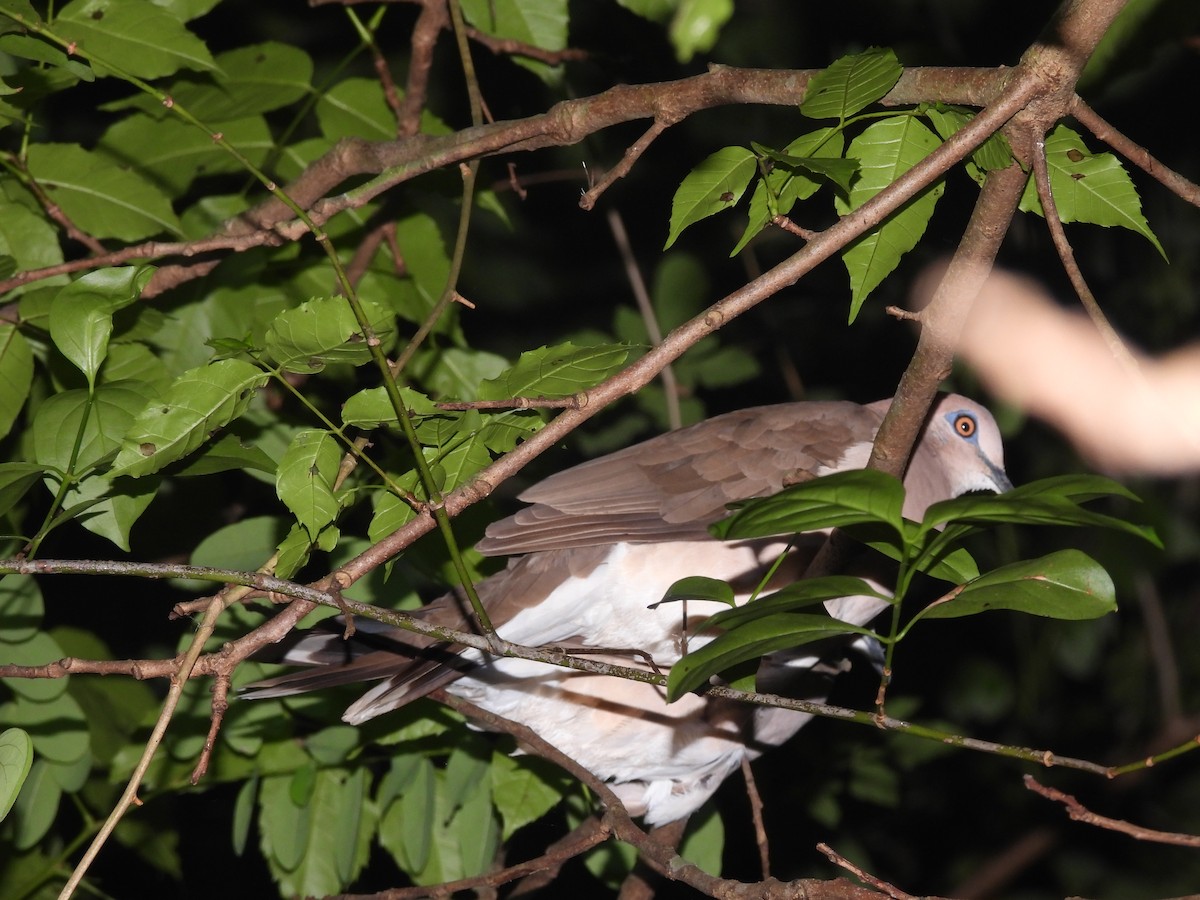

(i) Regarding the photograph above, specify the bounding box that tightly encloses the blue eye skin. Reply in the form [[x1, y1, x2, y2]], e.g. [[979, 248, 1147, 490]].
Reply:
[[951, 412, 978, 440]]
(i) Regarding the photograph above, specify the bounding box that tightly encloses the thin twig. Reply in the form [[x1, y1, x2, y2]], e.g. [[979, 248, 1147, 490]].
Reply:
[[740, 756, 771, 879], [1030, 136, 1142, 376], [817, 843, 917, 900], [397, 0, 448, 137], [581, 117, 675, 210], [465, 26, 588, 65], [1071, 96, 1200, 209], [1024, 776, 1200, 847], [607, 207, 682, 429]]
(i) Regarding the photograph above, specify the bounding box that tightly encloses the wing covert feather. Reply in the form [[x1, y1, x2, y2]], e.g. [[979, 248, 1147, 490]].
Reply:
[[477, 401, 881, 555]]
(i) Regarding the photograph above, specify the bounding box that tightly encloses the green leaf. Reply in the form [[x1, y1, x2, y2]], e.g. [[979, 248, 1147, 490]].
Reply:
[[920, 550, 1117, 621], [651, 575, 737, 609], [922, 104, 1013, 173], [752, 141, 859, 194], [1, 632, 69, 701], [699, 576, 887, 634], [665, 146, 757, 248], [735, 129, 849, 254], [232, 773, 259, 856], [0, 200, 66, 296], [917, 474, 1159, 546], [55, 0, 216, 79], [801, 47, 903, 122], [8, 758, 60, 849], [0, 31, 93, 81], [667, 613, 868, 701], [714, 469, 906, 543], [380, 756, 436, 875], [478, 342, 629, 399], [49, 267, 153, 388], [0, 0, 40, 24], [0, 727, 34, 822], [835, 116, 944, 319], [258, 767, 368, 896], [490, 752, 566, 839], [264, 296, 395, 374], [276, 429, 341, 540], [112, 358, 269, 477], [26, 143, 182, 241], [679, 805, 724, 876], [668, 0, 733, 63], [196, 42, 314, 117], [1019, 124, 1165, 259], [97, 113, 274, 195], [1, 691, 89, 763], [461, 0, 568, 81], [33, 382, 153, 474], [341, 386, 438, 428], [316, 77, 397, 141], [175, 432, 277, 477], [0, 322, 33, 440], [0, 576, 44, 644]]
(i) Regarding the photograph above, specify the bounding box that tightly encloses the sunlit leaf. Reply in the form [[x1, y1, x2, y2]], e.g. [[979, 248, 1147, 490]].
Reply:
[[835, 115, 944, 320], [665, 146, 757, 248], [1020, 124, 1165, 258], [801, 46, 903, 121]]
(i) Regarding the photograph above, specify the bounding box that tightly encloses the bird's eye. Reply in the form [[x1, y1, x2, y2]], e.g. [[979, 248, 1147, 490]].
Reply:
[[954, 413, 977, 438]]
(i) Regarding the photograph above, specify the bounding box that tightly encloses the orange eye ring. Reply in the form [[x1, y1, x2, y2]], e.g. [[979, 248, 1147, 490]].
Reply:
[[954, 414, 977, 438]]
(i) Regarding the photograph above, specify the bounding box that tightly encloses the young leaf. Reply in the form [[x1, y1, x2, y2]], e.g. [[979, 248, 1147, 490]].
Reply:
[[920, 550, 1116, 621], [265, 296, 395, 374], [713, 469, 906, 543], [1019, 125, 1165, 259], [800, 47, 903, 122], [667, 613, 869, 701], [665, 147, 757, 249], [112, 359, 269, 477], [835, 115, 945, 320]]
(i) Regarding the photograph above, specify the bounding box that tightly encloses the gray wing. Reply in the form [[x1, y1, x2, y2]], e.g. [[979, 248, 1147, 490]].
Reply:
[[476, 400, 882, 555]]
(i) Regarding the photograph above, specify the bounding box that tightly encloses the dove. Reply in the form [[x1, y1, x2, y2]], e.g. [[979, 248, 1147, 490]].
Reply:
[[246, 394, 1011, 825]]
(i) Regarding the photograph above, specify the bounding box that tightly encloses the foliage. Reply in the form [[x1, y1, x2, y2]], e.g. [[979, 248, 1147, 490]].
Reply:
[[0, 0, 1198, 898]]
